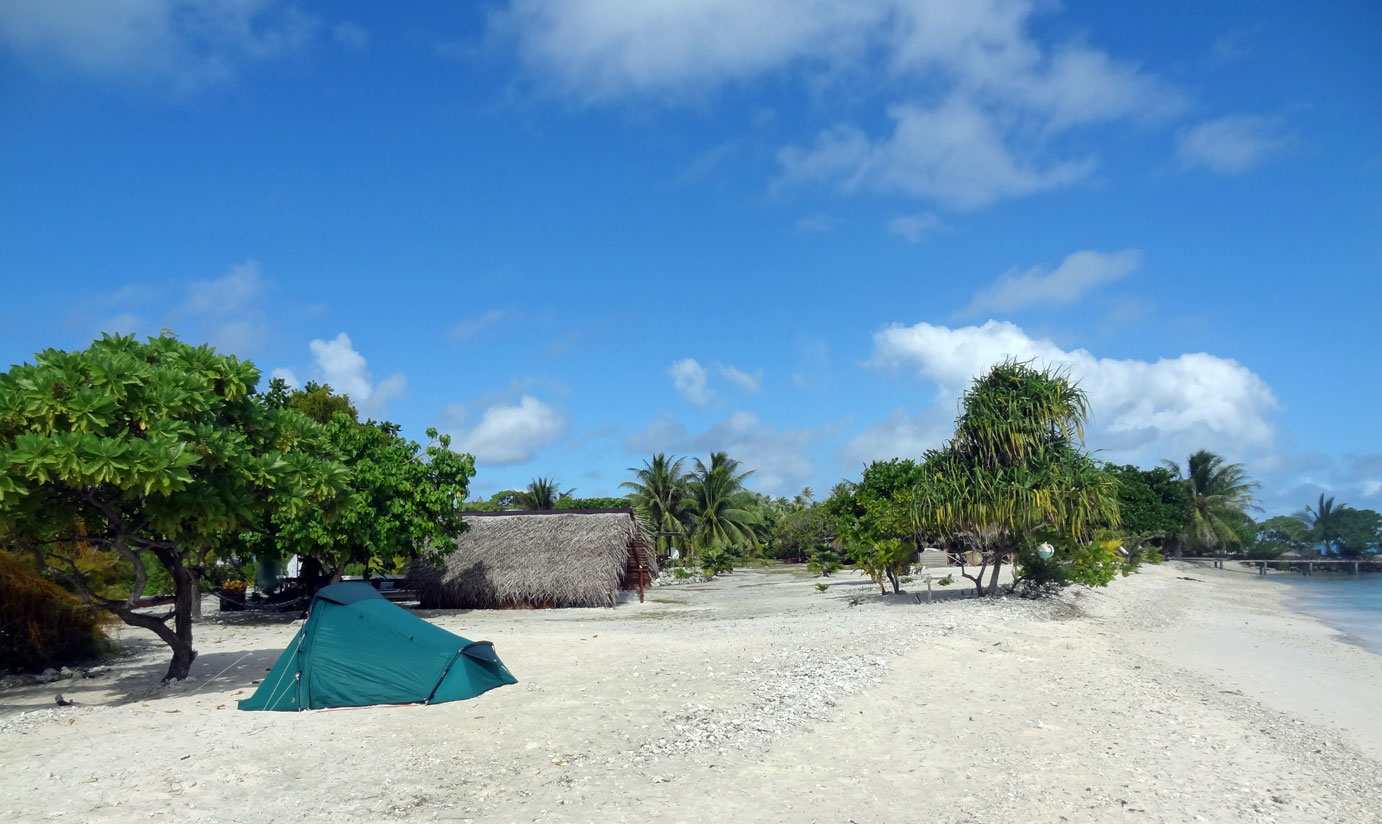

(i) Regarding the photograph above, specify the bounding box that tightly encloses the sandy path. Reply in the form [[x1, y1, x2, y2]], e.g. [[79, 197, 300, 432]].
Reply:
[[2, 563, 1379, 823]]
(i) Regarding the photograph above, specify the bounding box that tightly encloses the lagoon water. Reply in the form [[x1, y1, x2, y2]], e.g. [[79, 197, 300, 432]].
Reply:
[[1282, 572, 1382, 654]]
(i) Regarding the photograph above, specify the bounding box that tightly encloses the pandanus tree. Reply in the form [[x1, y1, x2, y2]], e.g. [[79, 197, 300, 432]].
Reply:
[[620, 453, 688, 557], [1162, 450, 1258, 555], [683, 451, 760, 557], [0, 335, 349, 680], [911, 360, 1121, 597]]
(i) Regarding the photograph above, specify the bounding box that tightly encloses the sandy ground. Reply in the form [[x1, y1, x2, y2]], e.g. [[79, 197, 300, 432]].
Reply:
[[3, 562, 1381, 824]]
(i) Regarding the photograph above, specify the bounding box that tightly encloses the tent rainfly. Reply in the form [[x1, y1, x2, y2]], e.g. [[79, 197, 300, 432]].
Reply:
[[410, 509, 658, 610], [239, 582, 516, 711]]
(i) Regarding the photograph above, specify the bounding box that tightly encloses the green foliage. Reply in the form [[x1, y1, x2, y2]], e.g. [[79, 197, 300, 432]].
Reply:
[[1335, 508, 1382, 557], [847, 537, 913, 594], [250, 388, 476, 584], [0, 334, 349, 680], [814, 583, 828, 592], [806, 547, 843, 577], [622, 454, 690, 557], [911, 360, 1122, 597], [1163, 450, 1258, 553], [683, 452, 761, 554], [516, 477, 571, 510], [555, 496, 632, 510], [936, 575, 955, 586], [0, 552, 112, 672], [281, 380, 358, 425], [672, 567, 694, 580], [700, 545, 736, 576], [1105, 464, 1190, 548], [772, 504, 832, 561], [1012, 537, 1128, 597]]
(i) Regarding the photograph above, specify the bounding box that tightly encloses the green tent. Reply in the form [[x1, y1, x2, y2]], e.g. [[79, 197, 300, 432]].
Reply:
[[239, 582, 516, 711]]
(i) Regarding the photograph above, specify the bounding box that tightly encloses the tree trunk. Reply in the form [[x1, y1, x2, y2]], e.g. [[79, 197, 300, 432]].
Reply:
[[986, 552, 1004, 597], [887, 568, 901, 594], [163, 553, 200, 680]]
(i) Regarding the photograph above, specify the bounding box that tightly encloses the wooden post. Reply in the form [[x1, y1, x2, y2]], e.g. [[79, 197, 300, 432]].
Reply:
[[1354, 561, 1360, 577], [1259, 561, 1266, 576], [1307, 561, 1312, 577]]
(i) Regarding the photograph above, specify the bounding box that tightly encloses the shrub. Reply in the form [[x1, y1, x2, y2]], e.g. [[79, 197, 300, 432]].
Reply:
[[0, 552, 111, 672], [807, 548, 843, 577]]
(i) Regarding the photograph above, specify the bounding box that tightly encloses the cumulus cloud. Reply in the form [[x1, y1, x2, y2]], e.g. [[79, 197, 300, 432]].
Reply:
[[668, 358, 715, 405], [689, 411, 826, 495], [868, 319, 1279, 462], [778, 97, 1096, 210], [0, 0, 325, 88], [175, 260, 271, 353], [1176, 115, 1291, 175], [497, 0, 1180, 210], [718, 364, 763, 393], [447, 395, 567, 464], [965, 249, 1142, 315], [887, 211, 942, 243], [299, 332, 408, 417], [269, 367, 299, 388], [623, 411, 690, 454], [837, 408, 950, 468]]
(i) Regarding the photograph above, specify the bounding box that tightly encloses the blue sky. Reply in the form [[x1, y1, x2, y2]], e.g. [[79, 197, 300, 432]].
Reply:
[[2, 1, 1379, 515]]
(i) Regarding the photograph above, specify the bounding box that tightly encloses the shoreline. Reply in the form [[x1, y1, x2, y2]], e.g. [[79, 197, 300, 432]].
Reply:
[[2, 562, 1380, 823]]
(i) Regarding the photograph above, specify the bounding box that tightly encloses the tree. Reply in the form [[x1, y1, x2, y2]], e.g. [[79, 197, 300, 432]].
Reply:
[[621, 454, 689, 557], [252, 383, 476, 591], [912, 361, 1122, 597], [0, 335, 347, 680], [1250, 515, 1311, 559], [1105, 464, 1190, 552], [1334, 508, 1382, 558], [517, 477, 571, 510], [1162, 450, 1258, 555], [1297, 494, 1350, 556], [682, 452, 760, 558]]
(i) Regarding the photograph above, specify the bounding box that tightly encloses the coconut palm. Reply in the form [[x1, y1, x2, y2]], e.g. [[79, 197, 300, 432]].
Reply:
[[1161, 450, 1258, 554], [620, 454, 689, 557], [912, 360, 1121, 597], [517, 477, 571, 510], [1297, 493, 1351, 556], [683, 452, 761, 556]]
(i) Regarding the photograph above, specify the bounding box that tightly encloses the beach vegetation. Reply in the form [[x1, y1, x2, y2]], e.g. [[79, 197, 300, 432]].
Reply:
[[0, 550, 113, 671], [807, 547, 843, 577], [0, 335, 349, 680], [622, 453, 690, 557], [1162, 450, 1259, 555], [910, 361, 1122, 597], [682, 451, 761, 558], [516, 477, 572, 510]]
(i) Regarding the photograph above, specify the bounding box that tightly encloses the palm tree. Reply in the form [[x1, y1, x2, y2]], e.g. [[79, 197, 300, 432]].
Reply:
[[1298, 493, 1351, 556], [1161, 450, 1258, 555], [517, 477, 571, 510], [620, 454, 688, 557], [683, 452, 761, 557]]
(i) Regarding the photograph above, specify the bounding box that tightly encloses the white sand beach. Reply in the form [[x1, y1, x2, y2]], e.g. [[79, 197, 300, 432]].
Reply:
[[3, 562, 1381, 824]]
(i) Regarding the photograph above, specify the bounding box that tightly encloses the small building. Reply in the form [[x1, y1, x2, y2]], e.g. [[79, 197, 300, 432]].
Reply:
[[410, 509, 658, 609]]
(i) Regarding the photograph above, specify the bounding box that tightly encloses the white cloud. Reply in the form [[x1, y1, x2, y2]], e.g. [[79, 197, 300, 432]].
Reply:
[[778, 97, 1096, 210], [1176, 115, 1290, 175], [448, 395, 567, 464], [689, 411, 824, 495], [1362, 480, 1382, 498], [719, 364, 763, 393], [0, 0, 323, 88], [965, 249, 1142, 315], [838, 408, 950, 468], [183, 260, 263, 315], [623, 411, 689, 454], [887, 211, 942, 243], [497, 0, 1179, 211], [448, 309, 507, 341], [668, 358, 715, 405], [304, 332, 407, 417], [869, 319, 1279, 462]]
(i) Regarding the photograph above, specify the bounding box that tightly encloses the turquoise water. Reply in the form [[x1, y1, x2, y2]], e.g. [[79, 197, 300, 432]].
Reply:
[[1282, 573, 1382, 654]]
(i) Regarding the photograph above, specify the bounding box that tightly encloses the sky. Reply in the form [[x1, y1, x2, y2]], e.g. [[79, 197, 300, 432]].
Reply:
[[1, 1, 1379, 515]]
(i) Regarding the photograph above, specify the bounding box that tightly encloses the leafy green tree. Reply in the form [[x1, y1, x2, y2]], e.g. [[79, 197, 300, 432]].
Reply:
[[912, 361, 1122, 597], [1105, 464, 1190, 552], [1162, 450, 1258, 555], [517, 477, 571, 510], [251, 385, 476, 589], [555, 496, 633, 510], [683, 452, 760, 558], [620, 453, 689, 556], [1334, 508, 1382, 557], [0, 335, 347, 680], [1248, 515, 1310, 559], [773, 504, 832, 562]]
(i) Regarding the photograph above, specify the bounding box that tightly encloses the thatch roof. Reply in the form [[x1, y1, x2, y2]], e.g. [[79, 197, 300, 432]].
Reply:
[[410, 510, 658, 609]]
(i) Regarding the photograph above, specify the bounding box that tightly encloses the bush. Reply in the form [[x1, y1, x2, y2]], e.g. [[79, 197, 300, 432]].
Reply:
[[701, 546, 735, 576], [807, 548, 843, 577], [0, 552, 112, 672]]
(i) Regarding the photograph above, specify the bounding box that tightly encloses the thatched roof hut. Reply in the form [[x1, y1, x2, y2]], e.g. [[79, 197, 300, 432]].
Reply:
[[410, 509, 658, 609]]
